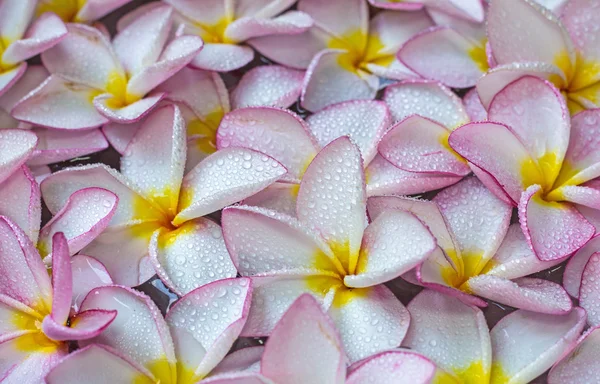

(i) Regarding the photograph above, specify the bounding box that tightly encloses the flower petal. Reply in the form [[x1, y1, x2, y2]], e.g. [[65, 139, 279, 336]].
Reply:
[[93, 92, 165, 124], [297, 137, 367, 274], [379, 115, 470, 176], [299, 0, 368, 41], [402, 289, 492, 384], [48, 233, 72, 326], [189, 43, 255, 72], [0, 166, 40, 242], [165, 278, 252, 381], [231, 65, 304, 109], [248, 29, 326, 70], [548, 326, 600, 384], [102, 121, 141, 155], [518, 184, 594, 261], [489, 307, 586, 383], [210, 346, 264, 376], [241, 183, 299, 217], [216, 107, 318, 181], [0, 129, 37, 183], [225, 11, 313, 42], [28, 128, 108, 166], [0, 346, 66, 384], [579, 252, 600, 325], [346, 350, 437, 384], [80, 286, 177, 379], [383, 80, 469, 128], [369, 9, 433, 59], [45, 344, 155, 384], [345, 210, 436, 288], [0, 65, 47, 126], [0, 0, 35, 43], [301, 50, 378, 112], [42, 308, 117, 341], [234, 0, 298, 18], [70, 255, 113, 312], [174, 148, 286, 225], [0, 63, 26, 97], [11, 75, 109, 130], [399, 27, 485, 88], [463, 88, 487, 121], [0, 217, 52, 313], [306, 100, 391, 165], [261, 294, 345, 384], [149, 218, 237, 296], [328, 284, 410, 363], [564, 235, 600, 298], [367, 0, 423, 10], [76, 0, 134, 22], [37, 188, 118, 260]]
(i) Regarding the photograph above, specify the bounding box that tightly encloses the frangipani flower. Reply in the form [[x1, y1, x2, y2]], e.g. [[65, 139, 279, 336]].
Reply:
[[250, 0, 434, 112], [12, 4, 203, 129], [402, 289, 586, 384], [0, 0, 67, 96], [221, 137, 437, 362], [450, 76, 600, 261], [480, 0, 600, 114], [369, 177, 574, 314], [367, 0, 484, 23], [218, 101, 463, 217], [398, 8, 489, 88], [40, 105, 287, 295], [45, 277, 253, 384], [36, 0, 133, 23], [0, 220, 117, 383], [161, 0, 313, 72], [548, 326, 600, 383]]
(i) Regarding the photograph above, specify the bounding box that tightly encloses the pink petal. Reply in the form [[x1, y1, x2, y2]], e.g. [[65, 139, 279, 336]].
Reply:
[[489, 307, 586, 383], [2, 12, 67, 65], [402, 289, 492, 382], [369, 10, 433, 59], [423, 0, 485, 23], [364, 154, 462, 196], [165, 278, 252, 380], [379, 115, 470, 176], [48, 233, 71, 326], [0, 346, 66, 384], [231, 65, 304, 109], [102, 121, 141, 155], [126, 35, 203, 97], [70, 255, 113, 312], [149, 218, 236, 296], [328, 284, 410, 363], [0, 63, 26, 98], [121, 105, 186, 215], [297, 137, 367, 274], [564, 235, 600, 298], [37, 187, 118, 260], [399, 26, 485, 88], [225, 11, 313, 42], [383, 80, 469, 127], [210, 346, 264, 376], [0, 0, 35, 43], [93, 92, 165, 124], [463, 88, 487, 121], [0, 217, 52, 313], [164, 0, 230, 25], [248, 29, 326, 70], [0, 293, 40, 339], [76, 0, 134, 22], [222, 205, 337, 276], [11, 75, 109, 130], [80, 286, 176, 376], [306, 100, 391, 165], [427, 8, 486, 42], [579, 252, 600, 325], [45, 344, 154, 384], [28, 128, 108, 166], [241, 183, 299, 217], [216, 107, 318, 181], [202, 373, 273, 384], [345, 210, 436, 288], [301, 49, 378, 112], [234, 0, 298, 18], [519, 184, 594, 261], [42, 308, 117, 341], [548, 326, 600, 383], [346, 350, 437, 384], [299, 0, 368, 42], [0, 166, 40, 242], [173, 148, 287, 225], [485, 224, 566, 280], [449, 122, 537, 203], [0, 65, 48, 127], [261, 294, 346, 384], [189, 43, 254, 72], [555, 184, 600, 209], [0, 129, 37, 183], [368, 0, 424, 10], [487, 0, 574, 79], [42, 24, 123, 90]]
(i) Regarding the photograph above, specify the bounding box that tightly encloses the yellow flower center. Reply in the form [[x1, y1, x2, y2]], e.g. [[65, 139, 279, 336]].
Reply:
[[328, 29, 395, 74], [36, 0, 87, 23]]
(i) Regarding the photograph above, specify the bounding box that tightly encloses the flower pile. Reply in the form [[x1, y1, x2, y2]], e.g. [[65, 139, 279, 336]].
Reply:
[[2, 0, 600, 383]]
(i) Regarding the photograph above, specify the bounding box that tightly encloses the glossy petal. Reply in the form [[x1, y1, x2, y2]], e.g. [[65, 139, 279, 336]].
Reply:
[[557, 109, 600, 186], [225, 11, 313, 42], [102, 121, 141, 155], [48, 233, 71, 327], [346, 350, 437, 384], [564, 235, 600, 297], [28, 128, 108, 166], [0, 63, 26, 97], [0, 166, 40, 242], [0, 346, 66, 384], [463, 88, 487, 121], [231, 65, 304, 109], [241, 183, 299, 217], [248, 29, 326, 70], [70, 255, 113, 312], [548, 327, 600, 384], [368, 10, 433, 59], [261, 294, 345, 384], [93, 92, 164, 124], [0, 65, 48, 127], [579, 252, 600, 325], [42, 309, 117, 341], [0, 129, 37, 183], [189, 43, 254, 72], [76, 0, 135, 22], [299, 0, 368, 41]]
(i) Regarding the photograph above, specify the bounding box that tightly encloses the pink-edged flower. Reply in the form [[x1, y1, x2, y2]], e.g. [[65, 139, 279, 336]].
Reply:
[[104, 66, 304, 173], [548, 326, 600, 383], [218, 101, 463, 217], [12, 4, 203, 130], [0, 1, 67, 96], [403, 289, 586, 384], [221, 137, 437, 362], [367, 0, 484, 23], [370, 177, 574, 314], [35, 0, 133, 23], [450, 76, 600, 261], [481, 0, 600, 114], [40, 105, 287, 295], [159, 0, 313, 72], [45, 277, 253, 384], [0, 220, 117, 382], [250, 0, 434, 111], [398, 8, 489, 88]]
